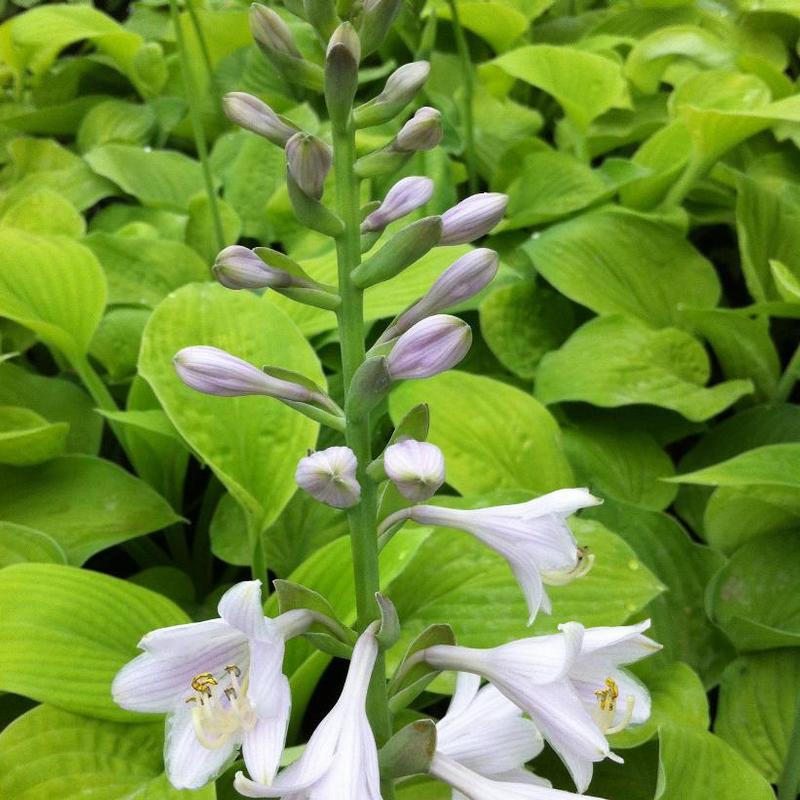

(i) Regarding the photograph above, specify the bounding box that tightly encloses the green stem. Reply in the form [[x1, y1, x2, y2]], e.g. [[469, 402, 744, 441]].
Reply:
[[447, 0, 477, 193], [332, 117, 395, 791], [168, 0, 226, 255], [779, 698, 800, 800], [663, 154, 707, 209], [185, 0, 216, 94], [775, 342, 800, 403]]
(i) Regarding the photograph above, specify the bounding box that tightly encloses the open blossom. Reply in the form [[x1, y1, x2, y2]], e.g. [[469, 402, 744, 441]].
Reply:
[[379, 488, 601, 623], [112, 581, 295, 790], [295, 446, 361, 509], [422, 621, 658, 793], [436, 672, 544, 797], [235, 626, 381, 799]]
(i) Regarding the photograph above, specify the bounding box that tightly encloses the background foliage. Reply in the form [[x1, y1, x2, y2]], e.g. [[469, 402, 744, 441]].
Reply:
[[0, 0, 798, 797]]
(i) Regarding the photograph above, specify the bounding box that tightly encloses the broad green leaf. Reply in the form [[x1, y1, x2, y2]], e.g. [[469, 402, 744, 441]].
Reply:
[[678, 308, 780, 402], [386, 515, 663, 670], [76, 99, 156, 152], [0, 188, 85, 237], [587, 501, 732, 687], [0, 455, 181, 564], [0, 363, 101, 454], [479, 281, 574, 380], [670, 443, 800, 489], [0, 522, 66, 567], [492, 44, 629, 130], [85, 144, 208, 211], [656, 724, 774, 800], [0, 704, 212, 799], [716, 649, 800, 783], [500, 150, 613, 230], [675, 404, 800, 536], [563, 422, 676, 511], [611, 662, 708, 749], [434, 1, 528, 52], [389, 371, 573, 496], [86, 232, 208, 308], [771, 259, 800, 303], [0, 229, 106, 361], [139, 283, 322, 528], [536, 315, 753, 422], [89, 308, 150, 382], [523, 209, 720, 327], [185, 195, 241, 265], [0, 563, 188, 720], [708, 531, 800, 651], [0, 405, 68, 465]]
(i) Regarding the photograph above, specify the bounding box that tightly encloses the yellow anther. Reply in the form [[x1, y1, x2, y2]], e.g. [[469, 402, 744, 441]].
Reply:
[[595, 677, 619, 713], [191, 672, 218, 696]]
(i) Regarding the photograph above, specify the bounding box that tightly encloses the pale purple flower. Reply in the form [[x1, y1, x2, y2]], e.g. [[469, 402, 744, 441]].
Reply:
[[174, 346, 314, 403], [295, 446, 361, 509], [286, 133, 332, 201], [235, 626, 381, 798], [362, 176, 435, 233], [384, 439, 445, 502], [395, 107, 443, 152], [440, 194, 508, 245], [379, 248, 499, 342], [379, 489, 601, 623], [422, 623, 618, 794], [223, 93, 298, 146], [213, 246, 295, 290], [112, 581, 294, 790], [386, 314, 472, 380], [249, 4, 301, 58]]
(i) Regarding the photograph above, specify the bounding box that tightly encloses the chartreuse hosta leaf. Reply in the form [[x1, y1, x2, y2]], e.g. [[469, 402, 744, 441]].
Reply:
[[656, 724, 774, 800], [587, 501, 732, 688], [708, 531, 800, 651], [0, 455, 180, 565], [0, 187, 85, 237], [716, 649, 800, 783], [0, 405, 68, 466], [432, 1, 528, 52], [0, 705, 213, 799], [385, 513, 663, 673], [0, 522, 66, 568], [491, 44, 629, 131], [523, 209, 720, 327], [0, 363, 101, 455], [0, 563, 188, 720], [562, 421, 676, 511], [0, 229, 106, 362], [139, 283, 322, 530], [390, 371, 573, 496], [536, 315, 753, 422]]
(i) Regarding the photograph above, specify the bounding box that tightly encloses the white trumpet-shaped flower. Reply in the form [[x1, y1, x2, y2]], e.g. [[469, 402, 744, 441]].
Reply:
[[430, 753, 607, 800], [112, 581, 294, 790], [235, 625, 382, 799], [422, 623, 624, 793], [379, 489, 600, 624], [436, 672, 544, 799]]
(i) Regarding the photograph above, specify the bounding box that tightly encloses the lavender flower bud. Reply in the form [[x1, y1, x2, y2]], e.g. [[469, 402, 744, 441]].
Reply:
[[384, 439, 445, 502], [250, 4, 301, 58], [362, 176, 434, 233], [360, 0, 403, 56], [439, 193, 508, 245], [326, 23, 361, 125], [354, 61, 431, 128], [286, 132, 332, 201], [174, 346, 313, 401], [223, 92, 298, 147], [295, 446, 361, 509], [386, 315, 472, 380], [380, 249, 499, 341], [394, 107, 443, 152], [213, 246, 287, 290]]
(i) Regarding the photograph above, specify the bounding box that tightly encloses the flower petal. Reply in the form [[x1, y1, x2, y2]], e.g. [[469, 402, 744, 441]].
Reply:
[[218, 580, 274, 641], [164, 704, 239, 790], [139, 618, 241, 654], [242, 691, 290, 786], [446, 672, 482, 717], [578, 620, 660, 664]]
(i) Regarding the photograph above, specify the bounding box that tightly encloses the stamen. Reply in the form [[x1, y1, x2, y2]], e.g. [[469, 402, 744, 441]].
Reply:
[[191, 672, 218, 696], [606, 695, 636, 735], [541, 548, 595, 586], [225, 664, 242, 677], [225, 687, 238, 701]]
